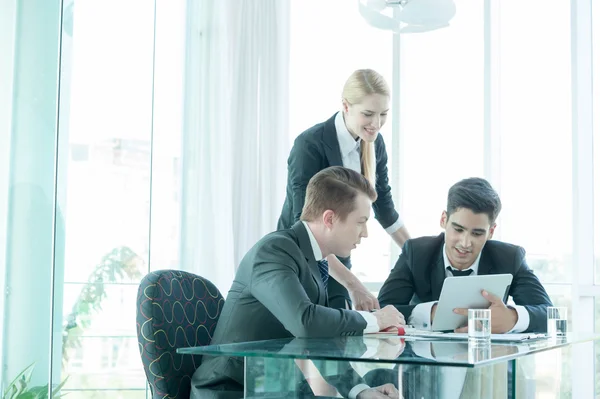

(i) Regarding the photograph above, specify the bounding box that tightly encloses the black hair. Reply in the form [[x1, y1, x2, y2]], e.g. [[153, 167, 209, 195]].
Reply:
[[447, 178, 502, 223]]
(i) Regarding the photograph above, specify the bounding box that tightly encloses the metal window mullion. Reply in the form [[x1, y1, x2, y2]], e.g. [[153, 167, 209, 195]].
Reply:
[[483, 0, 502, 239], [570, 0, 595, 397], [389, 11, 404, 269]]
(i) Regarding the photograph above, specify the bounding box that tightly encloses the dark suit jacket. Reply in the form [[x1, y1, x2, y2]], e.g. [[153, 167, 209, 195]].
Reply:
[[277, 113, 399, 230], [191, 222, 368, 397], [378, 234, 553, 333]]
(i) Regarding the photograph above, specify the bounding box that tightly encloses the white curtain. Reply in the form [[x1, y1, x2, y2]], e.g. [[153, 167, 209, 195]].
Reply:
[[180, 0, 290, 296]]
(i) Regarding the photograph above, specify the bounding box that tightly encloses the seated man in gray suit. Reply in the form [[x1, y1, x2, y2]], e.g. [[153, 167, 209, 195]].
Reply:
[[378, 177, 552, 334], [192, 166, 405, 399]]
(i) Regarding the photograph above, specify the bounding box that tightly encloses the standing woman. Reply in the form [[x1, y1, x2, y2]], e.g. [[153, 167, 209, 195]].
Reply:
[[278, 69, 410, 311]]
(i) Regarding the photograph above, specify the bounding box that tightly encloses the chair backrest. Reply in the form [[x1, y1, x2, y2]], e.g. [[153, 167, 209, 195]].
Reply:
[[136, 270, 225, 399]]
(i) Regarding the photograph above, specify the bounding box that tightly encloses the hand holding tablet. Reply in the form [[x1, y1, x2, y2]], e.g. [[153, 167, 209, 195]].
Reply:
[[431, 274, 513, 332], [452, 290, 519, 333]]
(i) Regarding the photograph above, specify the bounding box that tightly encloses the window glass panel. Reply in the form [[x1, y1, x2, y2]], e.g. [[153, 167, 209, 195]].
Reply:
[[62, 0, 155, 284], [400, 1, 485, 239], [55, 0, 161, 396], [497, 2, 572, 283], [62, 337, 145, 390], [593, 0, 600, 284]]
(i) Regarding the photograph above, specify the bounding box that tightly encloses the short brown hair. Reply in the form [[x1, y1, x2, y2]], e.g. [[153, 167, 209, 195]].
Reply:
[[300, 166, 378, 223]]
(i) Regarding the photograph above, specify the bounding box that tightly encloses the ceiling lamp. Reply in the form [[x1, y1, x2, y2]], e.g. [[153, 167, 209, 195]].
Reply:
[[359, 0, 456, 33]]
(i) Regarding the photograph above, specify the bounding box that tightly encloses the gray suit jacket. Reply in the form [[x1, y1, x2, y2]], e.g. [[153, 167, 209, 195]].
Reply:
[[191, 222, 368, 397]]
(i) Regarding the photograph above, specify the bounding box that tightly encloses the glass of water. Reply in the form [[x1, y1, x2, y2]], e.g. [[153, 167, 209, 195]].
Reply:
[[468, 340, 492, 363], [547, 307, 568, 337], [468, 309, 491, 341]]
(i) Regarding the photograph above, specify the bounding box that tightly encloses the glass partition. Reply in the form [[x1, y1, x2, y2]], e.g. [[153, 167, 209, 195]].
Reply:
[[2, 0, 63, 394]]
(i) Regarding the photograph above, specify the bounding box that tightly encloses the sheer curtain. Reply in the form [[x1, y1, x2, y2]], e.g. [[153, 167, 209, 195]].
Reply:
[[180, 0, 290, 295]]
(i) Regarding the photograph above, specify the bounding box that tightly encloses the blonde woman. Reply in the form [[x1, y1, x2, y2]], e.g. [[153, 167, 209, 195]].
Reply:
[[278, 69, 410, 311]]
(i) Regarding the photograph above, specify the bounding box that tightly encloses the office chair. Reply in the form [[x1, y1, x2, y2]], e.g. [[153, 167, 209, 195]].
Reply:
[[136, 270, 224, 398]]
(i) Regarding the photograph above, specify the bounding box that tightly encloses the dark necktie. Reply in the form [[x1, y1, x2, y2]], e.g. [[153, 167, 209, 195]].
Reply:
[[447, 266, 474, 277], [317, 259, 329, 292]]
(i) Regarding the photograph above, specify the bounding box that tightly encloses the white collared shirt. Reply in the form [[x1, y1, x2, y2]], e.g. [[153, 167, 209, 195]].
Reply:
[[301, 221, 375, 398], [333, 112, 404, 235], [408, 244, 530, 333], [301, 222, 378, 333]]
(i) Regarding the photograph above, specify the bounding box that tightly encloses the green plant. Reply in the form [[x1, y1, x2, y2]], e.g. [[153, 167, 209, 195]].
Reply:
[[4, 247, 143, 398], [3, 363, 68, 399], [62, 246, 144, 366]]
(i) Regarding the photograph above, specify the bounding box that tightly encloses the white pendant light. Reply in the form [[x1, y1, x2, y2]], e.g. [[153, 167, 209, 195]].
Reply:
[[359, 0, 456, 34]]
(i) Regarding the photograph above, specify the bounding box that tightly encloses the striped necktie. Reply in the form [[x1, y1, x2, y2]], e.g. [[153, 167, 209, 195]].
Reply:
[[317, 259, 329, 292]]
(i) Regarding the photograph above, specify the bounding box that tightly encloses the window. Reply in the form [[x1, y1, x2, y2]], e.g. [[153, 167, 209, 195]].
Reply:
[[593, 0, 600, 285], [593, 0, 600, 395], [398, 2, 485, 241], [497, 2, 572, 284], [54, 0, 185, 395]]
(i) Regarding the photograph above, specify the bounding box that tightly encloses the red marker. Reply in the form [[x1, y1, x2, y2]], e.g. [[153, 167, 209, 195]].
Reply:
[[397, 326, 406, 336]]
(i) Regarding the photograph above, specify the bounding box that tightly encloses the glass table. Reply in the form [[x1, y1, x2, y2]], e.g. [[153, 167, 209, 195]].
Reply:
[[179, 333, 599, 398]]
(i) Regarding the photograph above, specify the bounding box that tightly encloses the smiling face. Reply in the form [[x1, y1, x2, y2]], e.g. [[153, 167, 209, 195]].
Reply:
[[324, 192, 372, 258], [342, 93, 389, 143], [440, 207, 496, 270]]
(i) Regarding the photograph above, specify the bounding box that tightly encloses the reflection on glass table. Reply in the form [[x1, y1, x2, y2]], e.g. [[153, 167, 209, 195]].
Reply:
[[180, 333, 599, 399]]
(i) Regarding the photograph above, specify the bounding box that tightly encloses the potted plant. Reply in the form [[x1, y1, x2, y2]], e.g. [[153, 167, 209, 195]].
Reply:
[[3, 363, 68, 399]]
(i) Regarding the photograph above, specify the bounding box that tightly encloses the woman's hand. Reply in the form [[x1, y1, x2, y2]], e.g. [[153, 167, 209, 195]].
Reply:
[[348, 283, 380, 311]]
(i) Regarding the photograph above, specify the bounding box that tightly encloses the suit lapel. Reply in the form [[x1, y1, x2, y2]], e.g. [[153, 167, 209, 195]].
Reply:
[[431, 243, 446, 300], [291, 222, 328, 305], [322, 113, 344, 167], [477, 247, 493, 276]]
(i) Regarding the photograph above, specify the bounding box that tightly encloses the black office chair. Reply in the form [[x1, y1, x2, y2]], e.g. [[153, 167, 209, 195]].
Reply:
[[136, 270, 224, 398]]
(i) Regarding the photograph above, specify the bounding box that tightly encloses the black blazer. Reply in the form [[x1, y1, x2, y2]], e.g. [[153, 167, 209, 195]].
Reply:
[[378, 233, 553, 333], [277, 113, 399, 230]]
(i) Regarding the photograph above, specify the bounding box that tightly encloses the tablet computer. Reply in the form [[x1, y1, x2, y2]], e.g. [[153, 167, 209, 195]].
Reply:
[[431, 274, 513, 332]]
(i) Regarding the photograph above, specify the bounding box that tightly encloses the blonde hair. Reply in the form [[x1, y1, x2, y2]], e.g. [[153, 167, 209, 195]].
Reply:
[[301, 166, 377, 223], [341, 69, 390, 187]]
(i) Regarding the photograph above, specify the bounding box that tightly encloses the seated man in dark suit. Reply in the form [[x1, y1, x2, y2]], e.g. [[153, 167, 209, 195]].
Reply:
[[378, 177, 552, 334], [191, 166, 405, 399]]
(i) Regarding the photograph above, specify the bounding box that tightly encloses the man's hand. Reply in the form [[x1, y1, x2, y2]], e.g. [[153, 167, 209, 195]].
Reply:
[[453, 290, 518, 333], [357, 384, 399, 399], [349, 284, 380, 311], [372, 305, 405, 331]]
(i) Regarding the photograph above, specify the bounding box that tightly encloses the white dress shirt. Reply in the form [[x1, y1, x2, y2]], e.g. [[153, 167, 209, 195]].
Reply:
[[302, 221, 374, 398], [408, 244, 530, 333], [301, 222, 379, 333], [334, 112, 404, 235]]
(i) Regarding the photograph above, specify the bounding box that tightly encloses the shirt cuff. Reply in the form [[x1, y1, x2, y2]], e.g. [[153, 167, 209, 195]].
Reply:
[[348, 383, 371, 399], [384, 216, 404, 235], [508, 305, 530, 333], [358, 311, 379, 333], [408, 301, 437, 330]]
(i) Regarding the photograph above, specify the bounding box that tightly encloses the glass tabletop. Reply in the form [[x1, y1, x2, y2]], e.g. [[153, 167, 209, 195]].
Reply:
[[178, 333, 600, 368]]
